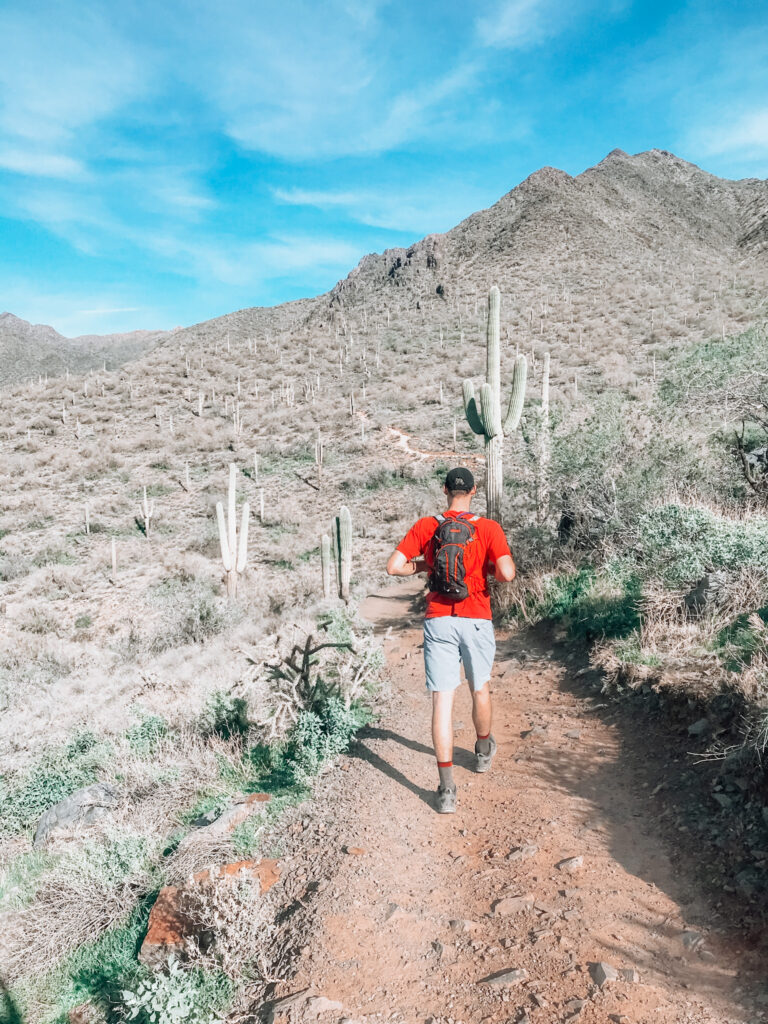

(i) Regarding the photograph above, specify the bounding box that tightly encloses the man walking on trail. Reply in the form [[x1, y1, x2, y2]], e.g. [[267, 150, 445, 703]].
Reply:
[[386, 467, 516, 814]]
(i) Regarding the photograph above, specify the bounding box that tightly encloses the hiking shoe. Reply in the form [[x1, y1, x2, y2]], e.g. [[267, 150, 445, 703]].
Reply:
[[474, 734, 497, 773], [436, 785, 457, 814]]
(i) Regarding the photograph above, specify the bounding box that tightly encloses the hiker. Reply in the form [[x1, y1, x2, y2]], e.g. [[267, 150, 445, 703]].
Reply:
[[386, 467, 516, 813]]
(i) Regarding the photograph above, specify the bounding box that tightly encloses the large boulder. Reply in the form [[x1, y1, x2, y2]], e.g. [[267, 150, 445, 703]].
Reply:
[[683, 570, 731, 616], [34, 782, 119, 848]]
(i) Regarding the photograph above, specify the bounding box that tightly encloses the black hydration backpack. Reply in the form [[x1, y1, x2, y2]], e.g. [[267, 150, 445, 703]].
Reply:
[[429, 512, 480, 600]]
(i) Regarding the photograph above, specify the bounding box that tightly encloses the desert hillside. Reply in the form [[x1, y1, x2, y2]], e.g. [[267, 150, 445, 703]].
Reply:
[[0, 313, 170, 389], [2, 149, 768, 1023]]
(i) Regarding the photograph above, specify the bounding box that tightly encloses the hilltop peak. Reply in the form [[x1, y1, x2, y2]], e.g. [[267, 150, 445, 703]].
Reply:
[[520, 165, 574, 189]]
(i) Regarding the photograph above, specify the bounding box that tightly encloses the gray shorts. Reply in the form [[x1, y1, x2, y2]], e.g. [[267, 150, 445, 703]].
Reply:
[[423, 616, 496, 693]]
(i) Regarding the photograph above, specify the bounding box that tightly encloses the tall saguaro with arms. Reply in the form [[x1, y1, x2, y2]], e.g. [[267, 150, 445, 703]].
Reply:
[[462, 285, 527, 525]]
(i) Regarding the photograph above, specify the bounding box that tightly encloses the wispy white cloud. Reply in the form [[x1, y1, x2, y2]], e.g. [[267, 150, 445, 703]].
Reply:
[[0, 4, 147, 149], [0, 278, 160, 336], [0, 149, 86, 179], [143, 232, 365, 289], [475, 0, 551, 49], [273, 182, 490, 234], [691, 107, 768, 159]]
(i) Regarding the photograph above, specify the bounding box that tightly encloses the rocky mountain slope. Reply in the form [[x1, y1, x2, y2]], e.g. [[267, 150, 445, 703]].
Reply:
[[0, 313, 170, 389]]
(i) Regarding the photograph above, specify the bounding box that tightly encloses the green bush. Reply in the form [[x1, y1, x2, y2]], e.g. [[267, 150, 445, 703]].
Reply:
[[63, 830, 155, 889], [0, 730, 111, 836], [637, 504, 768, 586], [284, 697, 370, 787], [198, 691, 249, 740], [12, 898, 154, 1021], [126, 713, 170, 756], [714, 606, 768, 670], [121, 957, 231, 1024], [0, 850, 52, 910]]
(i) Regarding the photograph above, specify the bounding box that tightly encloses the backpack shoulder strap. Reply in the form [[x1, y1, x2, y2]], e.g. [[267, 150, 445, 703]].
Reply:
[[434, 514, 446, 524]]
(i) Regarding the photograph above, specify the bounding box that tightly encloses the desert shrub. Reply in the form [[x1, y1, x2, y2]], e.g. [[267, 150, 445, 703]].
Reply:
[[63, 830, 155, 890], [637, 504, 768, 587], [0, 850, 53, 910], [198, 691, 249, 740], [74, 613, 92, 630], [180, 873, 275, 980], [659, 324, 767, 401], [149, 576, 227, 651], [340, 466, 407, 492], [12, 898, 152, 1020], [120, 957, 231, 1024], [19, 607, 61, 635], [126, 713, 170, 756], [0, 646, 73, 705], [283, 696, 371, 787], [504, 557, 642, 641], [31, 546, 75, 568], [715, 607, 768, 670], [0, 730, 111, 835], [0, 553, 31, 581]]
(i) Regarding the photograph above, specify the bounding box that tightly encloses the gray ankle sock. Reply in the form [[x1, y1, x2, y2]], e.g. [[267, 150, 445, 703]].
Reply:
[[437, 763, 455, 789], [475, 733, 493, 755]]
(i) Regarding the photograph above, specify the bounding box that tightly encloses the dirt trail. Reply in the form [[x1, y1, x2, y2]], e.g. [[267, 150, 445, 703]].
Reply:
[[265, 580, 764, 1024]]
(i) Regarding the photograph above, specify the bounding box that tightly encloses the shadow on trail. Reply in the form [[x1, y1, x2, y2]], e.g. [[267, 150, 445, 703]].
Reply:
[[503, 621, 768, 1011], [351, 727, 478, 804], [349, 739, 432, 806]]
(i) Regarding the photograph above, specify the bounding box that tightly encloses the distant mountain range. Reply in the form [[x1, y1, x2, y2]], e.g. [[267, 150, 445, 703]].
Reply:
[[0, 313, 170, 388], [3, 148, 767, 389]]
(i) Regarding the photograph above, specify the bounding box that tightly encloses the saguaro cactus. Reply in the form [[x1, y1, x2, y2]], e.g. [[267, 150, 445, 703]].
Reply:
[[141, 487, 154, 537], [463, 285, 527, 524], [216, 463, 250, 598], [320, 533, 332, 598], [537, 351, 551, 523], [331, 505, 352, 602]]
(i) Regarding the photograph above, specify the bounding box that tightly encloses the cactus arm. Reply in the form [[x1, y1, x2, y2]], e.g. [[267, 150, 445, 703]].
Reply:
[[236, 502, 250, 573], [216, 501, 233, 572], [479, 383, 502, 439], [462, 380, 486, 436], [502, 354, 528, 433]]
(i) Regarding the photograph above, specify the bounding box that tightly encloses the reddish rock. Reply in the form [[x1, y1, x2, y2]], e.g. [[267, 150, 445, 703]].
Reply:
[[139, 858, 280, 967]]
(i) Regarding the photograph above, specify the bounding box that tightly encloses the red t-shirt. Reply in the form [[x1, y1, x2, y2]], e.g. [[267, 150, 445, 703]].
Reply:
[[396, 511, 512, 619]]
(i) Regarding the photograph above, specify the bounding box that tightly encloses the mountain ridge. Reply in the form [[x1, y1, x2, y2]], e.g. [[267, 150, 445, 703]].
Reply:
[[2, 148, 767, 390]]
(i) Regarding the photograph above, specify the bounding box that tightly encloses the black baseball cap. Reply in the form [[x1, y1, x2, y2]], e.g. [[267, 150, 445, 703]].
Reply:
[[445, 467, 475, 491]]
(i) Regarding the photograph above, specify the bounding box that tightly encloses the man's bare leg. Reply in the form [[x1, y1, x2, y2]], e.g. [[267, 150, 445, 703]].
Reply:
[[431, 690, 456, 795], [470, 680, 492, 738]]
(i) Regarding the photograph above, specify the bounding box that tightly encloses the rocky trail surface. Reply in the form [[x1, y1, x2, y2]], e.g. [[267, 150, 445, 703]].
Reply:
[[261, 580, 767, 1024]]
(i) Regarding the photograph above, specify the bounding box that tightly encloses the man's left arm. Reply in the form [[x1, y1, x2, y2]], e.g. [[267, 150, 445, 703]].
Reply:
[[386, 551, 429, 576], [386, 520, 430, 577], [485, 523, 516, 582]]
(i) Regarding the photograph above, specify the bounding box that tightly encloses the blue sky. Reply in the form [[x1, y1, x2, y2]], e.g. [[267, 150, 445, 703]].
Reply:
[[1, 0, 766, 337]]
